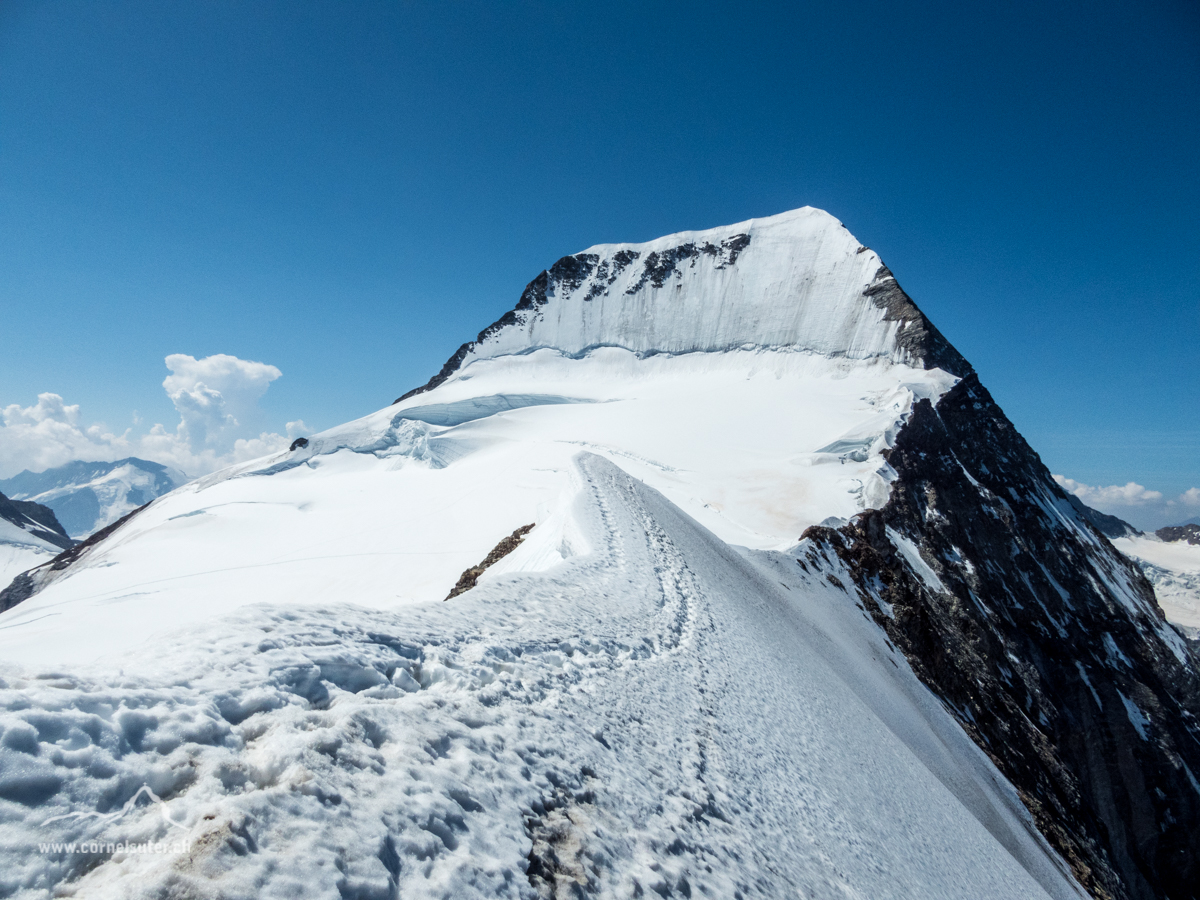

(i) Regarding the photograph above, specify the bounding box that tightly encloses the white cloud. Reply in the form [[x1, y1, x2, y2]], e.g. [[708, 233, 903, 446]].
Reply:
[[0, 355, 297, 480], [1054, 475, 1200, 530], [0, 393, 133, 476], [286, 420, 310, 439], [1053, 476, 1163, 506], [162, 353, 282, 454]]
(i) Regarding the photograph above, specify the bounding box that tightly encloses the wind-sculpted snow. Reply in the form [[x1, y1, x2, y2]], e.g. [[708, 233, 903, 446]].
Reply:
[[396, 394, 594, 428], [0, 455, 1084, 899], [215, 395, 594, 481]]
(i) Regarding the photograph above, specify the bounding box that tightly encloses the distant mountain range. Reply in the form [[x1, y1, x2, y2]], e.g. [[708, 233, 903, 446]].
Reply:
[[0, 458, 188, 538]]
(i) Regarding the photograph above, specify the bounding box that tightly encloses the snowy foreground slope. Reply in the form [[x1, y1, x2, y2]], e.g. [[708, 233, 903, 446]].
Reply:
[[1, 207, 1196, 899]]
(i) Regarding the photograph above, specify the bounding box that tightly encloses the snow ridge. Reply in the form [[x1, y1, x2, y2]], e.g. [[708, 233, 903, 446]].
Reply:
[[0, 455, 1082, 899]]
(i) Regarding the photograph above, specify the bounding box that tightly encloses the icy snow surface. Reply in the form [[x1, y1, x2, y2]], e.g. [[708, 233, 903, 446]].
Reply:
[[1115, 535, 1200, 636], [0, 350, 954, 666], [0, 208, 1086, 897]]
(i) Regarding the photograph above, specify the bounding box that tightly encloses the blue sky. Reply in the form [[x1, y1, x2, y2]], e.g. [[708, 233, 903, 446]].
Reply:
[[1, 0, 1197, 527]]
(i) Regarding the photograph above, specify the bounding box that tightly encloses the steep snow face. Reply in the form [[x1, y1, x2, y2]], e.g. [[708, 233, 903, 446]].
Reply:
[[401, 207, 968, 402], [0, 458, 187, 539]]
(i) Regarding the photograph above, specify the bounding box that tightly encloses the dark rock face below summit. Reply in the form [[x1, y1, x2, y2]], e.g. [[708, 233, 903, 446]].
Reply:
[[863, 265, 973, 378], [803, 375, 1200, 900]]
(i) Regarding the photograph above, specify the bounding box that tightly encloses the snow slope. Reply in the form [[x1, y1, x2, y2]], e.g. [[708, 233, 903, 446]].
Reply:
[[399, 207, 968, 406], [463, 209, 898, 360], [0, 531, 54, 589], [0, 349, 955, 666], [0, 208, 1089, 897]]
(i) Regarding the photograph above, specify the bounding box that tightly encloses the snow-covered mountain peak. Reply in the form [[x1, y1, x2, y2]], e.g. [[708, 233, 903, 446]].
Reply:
[[0, 457, 189, 538], [399, 206, 970, 402]]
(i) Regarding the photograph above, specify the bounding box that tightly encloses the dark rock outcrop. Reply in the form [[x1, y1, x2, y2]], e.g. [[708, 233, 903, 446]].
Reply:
[[863, 265, 973, 378], [444, 524, 534, 600], [0, 491, 74, 551], [1068, 496, 1142, 539], [1157, 524, 1200, 546], [803, 375, 1200, 900]]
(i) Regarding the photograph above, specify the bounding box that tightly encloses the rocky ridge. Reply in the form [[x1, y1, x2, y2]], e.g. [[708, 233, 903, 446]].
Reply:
[[0, 490, 74, 552], [802, 372, 1200, 900]]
